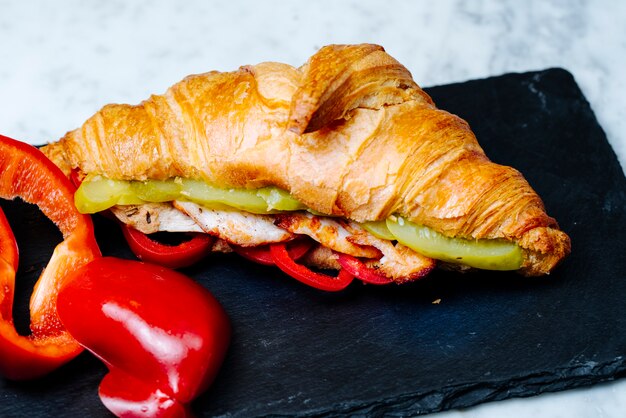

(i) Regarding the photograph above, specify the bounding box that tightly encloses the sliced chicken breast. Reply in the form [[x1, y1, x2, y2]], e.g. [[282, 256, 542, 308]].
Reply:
[[345, 223, 435, 283], [174, 201, 293, 246], [275, 213, 380, 258], [110, 203, 203, 234]]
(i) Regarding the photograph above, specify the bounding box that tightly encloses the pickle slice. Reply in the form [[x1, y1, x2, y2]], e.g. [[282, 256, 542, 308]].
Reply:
[[386, 217, 523, 271], [75, 176, 307, 215], [360, 220, 396, 241], [256, 187, 306, 211], [180, 179, 270, 214], [74, 175, 144, 214], [132, 179, 182, 202]]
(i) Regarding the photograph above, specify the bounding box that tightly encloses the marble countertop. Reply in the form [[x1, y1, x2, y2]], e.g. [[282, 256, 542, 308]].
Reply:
[[0, 0, 624, 416]]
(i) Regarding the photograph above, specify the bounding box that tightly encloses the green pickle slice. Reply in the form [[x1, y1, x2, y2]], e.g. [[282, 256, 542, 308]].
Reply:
[[360, 220, 396, 241], [132, 179, 182, 202], [179, 179, 269, 214], [386, 217, 523, 271], [74, 175, 145, 213], [74, 176, 306, 215], [256, 187, 307, 211]]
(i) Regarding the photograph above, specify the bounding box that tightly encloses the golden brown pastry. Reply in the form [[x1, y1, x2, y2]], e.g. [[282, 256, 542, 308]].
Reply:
[[42, 44, 570, 277]]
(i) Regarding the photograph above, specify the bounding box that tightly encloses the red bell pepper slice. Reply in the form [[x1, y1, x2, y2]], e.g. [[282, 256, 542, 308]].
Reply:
[[57, 257, 231, 418], [269, 243, 353, 292], [0, 134, 100, 380], [232, 238, 314, 266], [69, 168, 84, 188], [336, 253, 394, 285], [121, 224, 214, 269], [0, 209, 18, 322]]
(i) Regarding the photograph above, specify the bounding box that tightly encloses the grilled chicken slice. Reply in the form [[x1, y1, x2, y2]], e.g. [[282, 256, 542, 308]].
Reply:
[[174, 201, 293, 246], [275, 213, 380, 258], [110, 203, 203, 234], [345, 223, 435, 283], [300, 244, 341, 270]]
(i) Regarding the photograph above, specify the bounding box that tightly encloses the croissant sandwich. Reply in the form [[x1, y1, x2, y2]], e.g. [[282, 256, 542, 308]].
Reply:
[[42, 44, 570, 288]]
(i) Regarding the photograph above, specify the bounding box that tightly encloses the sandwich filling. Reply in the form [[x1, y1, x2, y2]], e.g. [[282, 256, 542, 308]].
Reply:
[[75, 175, 523, 281]]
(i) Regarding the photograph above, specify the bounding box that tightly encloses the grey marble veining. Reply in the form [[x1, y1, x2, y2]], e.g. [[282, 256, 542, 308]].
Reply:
[[0, 1, 624, 417]]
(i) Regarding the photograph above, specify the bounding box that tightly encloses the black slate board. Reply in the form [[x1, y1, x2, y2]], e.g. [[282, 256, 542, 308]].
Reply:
[[1, 68, 625, 417]]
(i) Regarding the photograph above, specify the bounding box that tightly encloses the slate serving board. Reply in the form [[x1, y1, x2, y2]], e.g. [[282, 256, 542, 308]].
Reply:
[[1, 68, 625, 417]]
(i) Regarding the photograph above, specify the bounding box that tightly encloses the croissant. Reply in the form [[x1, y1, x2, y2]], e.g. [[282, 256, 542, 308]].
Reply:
[[42, 44, 570, 279]]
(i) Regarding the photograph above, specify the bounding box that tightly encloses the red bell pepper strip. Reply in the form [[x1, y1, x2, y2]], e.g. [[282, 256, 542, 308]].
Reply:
[[269, 243, 354, 292], [69, 168, 84, 188], [336, 253, 394, 285], [121, 224, 214, 269], [57, 257, 231, 418], [232, 238, 314, 266], [0, 134, 100, 380], [0, 209, 18, 323]]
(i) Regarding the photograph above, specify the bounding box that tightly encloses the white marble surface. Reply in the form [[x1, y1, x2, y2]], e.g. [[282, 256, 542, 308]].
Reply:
[[0, 0, 624, 416]]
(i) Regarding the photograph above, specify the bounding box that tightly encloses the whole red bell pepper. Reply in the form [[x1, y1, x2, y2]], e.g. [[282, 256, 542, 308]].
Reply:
[[0, 134, 101, 380], [57, 257, 231, 417]]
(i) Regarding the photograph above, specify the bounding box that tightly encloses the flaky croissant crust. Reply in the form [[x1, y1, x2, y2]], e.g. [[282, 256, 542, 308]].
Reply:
[[43, 44, 570, 276]]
